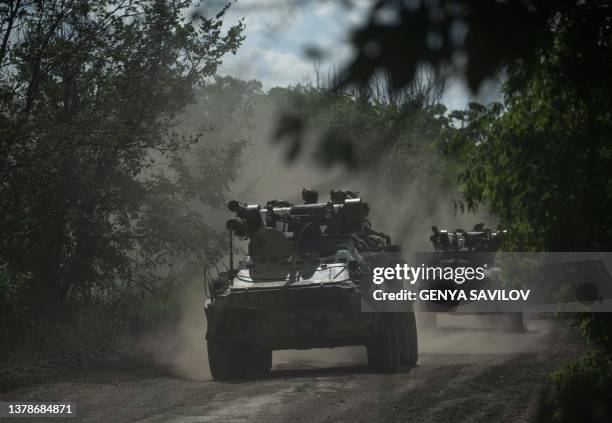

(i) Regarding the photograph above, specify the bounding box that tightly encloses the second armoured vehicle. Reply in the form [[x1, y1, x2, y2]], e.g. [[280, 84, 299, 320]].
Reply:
[[205, 189, 418, 380], [418, 224, 524, 331]]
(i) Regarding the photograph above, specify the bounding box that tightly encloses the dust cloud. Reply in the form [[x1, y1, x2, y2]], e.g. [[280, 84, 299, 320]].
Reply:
[[138, 292, 211, 380], [138, 85, 502, 379], [417, 314, 552, 355]]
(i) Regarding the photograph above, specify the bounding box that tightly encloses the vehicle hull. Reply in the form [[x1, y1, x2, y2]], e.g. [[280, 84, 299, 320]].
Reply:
[[205, 283, 381, 350]]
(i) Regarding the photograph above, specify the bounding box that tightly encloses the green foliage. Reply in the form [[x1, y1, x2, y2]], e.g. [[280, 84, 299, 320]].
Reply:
[[339, 0, 560, 93], [0, 1, 244, 359], [438, 3, 612, 420], [578, 314, 612, 354], [444, 0, 612, 359], [551, 349, 612, 423], [446, 0, 612, 252]]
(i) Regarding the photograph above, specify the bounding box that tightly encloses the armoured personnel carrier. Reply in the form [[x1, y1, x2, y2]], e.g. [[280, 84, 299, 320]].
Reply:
[[419, 224, 524, 331], [421, 225, 612, 327], [205, 189, 418, 380]]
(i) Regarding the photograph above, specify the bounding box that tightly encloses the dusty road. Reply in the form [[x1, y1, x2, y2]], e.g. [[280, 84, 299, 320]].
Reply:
[[0, 316, 583, 423]]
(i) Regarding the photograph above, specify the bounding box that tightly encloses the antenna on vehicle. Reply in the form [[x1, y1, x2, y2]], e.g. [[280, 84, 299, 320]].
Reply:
[[228, 229, 234, 273]]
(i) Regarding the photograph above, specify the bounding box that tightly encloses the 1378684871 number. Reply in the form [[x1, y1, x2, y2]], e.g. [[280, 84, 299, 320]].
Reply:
[[1, 402, 76, 417]]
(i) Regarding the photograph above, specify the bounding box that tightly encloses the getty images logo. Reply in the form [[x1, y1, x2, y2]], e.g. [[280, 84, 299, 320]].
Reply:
[[371, 263, 488, 285]]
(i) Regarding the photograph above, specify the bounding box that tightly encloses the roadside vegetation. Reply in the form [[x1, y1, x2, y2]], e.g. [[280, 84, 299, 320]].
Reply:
[[0, 0, 245, 369], [440, 3, 612, 422]]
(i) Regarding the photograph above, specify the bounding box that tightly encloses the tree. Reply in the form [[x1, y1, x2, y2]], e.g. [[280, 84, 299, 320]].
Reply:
[[274, 67, 453, 179], [277, 0, 608, 168], [0, 0, 244, 321], [446, 0, 612, 251], [337, 0, 573, 94], [443, 9, 612, 416]]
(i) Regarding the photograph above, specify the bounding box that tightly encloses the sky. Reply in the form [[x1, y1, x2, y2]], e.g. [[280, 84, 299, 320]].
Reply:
[[205, 0, 500, 111]]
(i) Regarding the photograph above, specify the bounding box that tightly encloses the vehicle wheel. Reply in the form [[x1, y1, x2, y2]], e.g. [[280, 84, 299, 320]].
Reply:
[[502, 312, 525, 333], [400, 313, 418, 367], [245, 347, 272, 378], [367, 314, 401, 373], [207, 340, 246, 380], [418, 312, 437, 330]]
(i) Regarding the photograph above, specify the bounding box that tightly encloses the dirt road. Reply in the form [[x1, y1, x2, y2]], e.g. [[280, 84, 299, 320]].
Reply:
[[0, 316, 583, 423]]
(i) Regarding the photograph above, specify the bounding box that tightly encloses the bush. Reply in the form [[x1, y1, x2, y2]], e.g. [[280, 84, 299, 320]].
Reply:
[[551, 349, 612, 423], [578, 314, 612, 354], [0, 267, 193, 368]]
